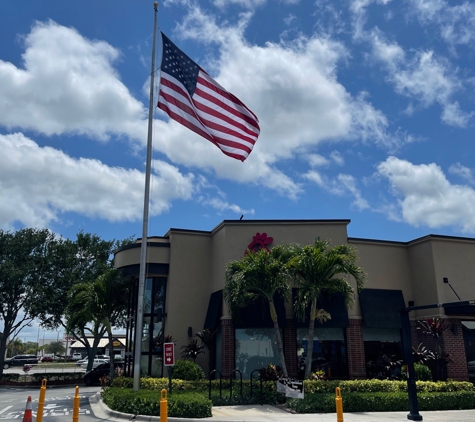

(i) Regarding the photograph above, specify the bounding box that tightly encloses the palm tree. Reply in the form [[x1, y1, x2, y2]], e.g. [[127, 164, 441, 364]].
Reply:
[[290, 239, 365, 379], [66, 269, 129, 379], [224, 245, 296, 378]]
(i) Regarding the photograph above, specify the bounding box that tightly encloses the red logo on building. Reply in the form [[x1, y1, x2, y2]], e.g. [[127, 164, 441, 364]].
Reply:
[[246, 233, 273, 253]]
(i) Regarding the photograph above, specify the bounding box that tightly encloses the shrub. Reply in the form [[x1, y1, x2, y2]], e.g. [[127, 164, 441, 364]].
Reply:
[[110, 376, 133, 388], [172, 360, 205, 381], [102, 387, 212, 418], [286, 391, 475, 413], [414, 364, 433, 381], [1, 373, 20, 382]]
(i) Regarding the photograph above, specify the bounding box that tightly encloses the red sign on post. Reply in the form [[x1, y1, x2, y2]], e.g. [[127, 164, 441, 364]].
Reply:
[[164, 343, 175, 366]]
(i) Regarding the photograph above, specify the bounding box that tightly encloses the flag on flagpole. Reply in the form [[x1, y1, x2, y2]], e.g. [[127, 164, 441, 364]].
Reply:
[[157, 32, 260, 162]]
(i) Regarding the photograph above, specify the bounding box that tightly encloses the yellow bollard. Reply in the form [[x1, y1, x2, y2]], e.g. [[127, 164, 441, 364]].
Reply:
[[335, 387, 344, 422], [160, 389, 168, 422], [37, 378, 47, 422], [72, 386, 80, 422]]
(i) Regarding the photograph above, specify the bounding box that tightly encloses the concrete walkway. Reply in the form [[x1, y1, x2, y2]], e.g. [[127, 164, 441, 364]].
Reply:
[[89, 393, 475, 422]]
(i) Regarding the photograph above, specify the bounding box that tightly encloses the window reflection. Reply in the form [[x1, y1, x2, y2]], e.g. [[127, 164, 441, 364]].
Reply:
[[297, 328, 347, 379], [235, 328, 281, 378]]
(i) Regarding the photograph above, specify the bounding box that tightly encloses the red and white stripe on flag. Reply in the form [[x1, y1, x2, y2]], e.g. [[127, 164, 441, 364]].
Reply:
[[158, 69, 260, 162]]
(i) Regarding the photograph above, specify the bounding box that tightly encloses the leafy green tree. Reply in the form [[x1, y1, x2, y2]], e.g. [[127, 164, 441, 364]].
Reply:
[[35, 232, 132, 374], [6, 338, 24, 357], [44, 340, 66, 356], [0, 228, 64, 379], [66, 268, 130, 377], [289, 239, 365, 379], [224, 245, 295, 378]]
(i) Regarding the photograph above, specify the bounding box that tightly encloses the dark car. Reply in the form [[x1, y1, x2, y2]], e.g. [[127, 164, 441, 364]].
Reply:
[[83, 362, 124, 386], [3, 354, 38, 369]]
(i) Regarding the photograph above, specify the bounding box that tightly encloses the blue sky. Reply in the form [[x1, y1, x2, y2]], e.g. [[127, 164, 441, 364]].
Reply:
[[2, 0, 475, 339]]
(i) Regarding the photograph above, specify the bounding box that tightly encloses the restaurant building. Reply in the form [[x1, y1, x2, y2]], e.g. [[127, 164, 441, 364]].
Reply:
[[114, 219, 475, 381]]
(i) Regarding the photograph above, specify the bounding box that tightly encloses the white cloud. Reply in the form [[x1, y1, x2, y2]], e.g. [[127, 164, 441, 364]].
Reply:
[[157, 4, 396, 183], [350, 0, 393, 39], [304, 171, 369, 210], [212, 0, 266, 9], [377, 156, 475, 232], [283, 13, 297, 25], [0, 14, 396, 205], [200, 197, 255, 215], [0, 21, 147, 142], [330, 150, 344, 165], [441, 102, 474, 128], [449, 162, 474, 184], [370, 32, 469, 127], [0, 133, 195, 228], [409, 0, 475, 47], [308, 154, 330, 167]]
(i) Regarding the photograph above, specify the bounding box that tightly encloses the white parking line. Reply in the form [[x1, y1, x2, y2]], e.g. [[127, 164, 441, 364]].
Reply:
[[0, 407, 13, 415]]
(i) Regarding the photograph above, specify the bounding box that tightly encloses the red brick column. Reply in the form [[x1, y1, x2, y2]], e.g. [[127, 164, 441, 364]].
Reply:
[[283, 319, 297, 378], [346, 319, 366, 379], [220, 317, 235, 377], [443, 319, 469, 381]]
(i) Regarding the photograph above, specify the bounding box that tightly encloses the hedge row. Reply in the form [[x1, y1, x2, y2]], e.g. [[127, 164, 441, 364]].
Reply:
[[286, 391, 475, 413], [111, 377, 475, 394], [102, 388, 212, 418]]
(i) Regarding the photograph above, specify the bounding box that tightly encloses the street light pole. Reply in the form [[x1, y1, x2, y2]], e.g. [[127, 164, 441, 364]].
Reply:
[[401, 299, 475, 421]]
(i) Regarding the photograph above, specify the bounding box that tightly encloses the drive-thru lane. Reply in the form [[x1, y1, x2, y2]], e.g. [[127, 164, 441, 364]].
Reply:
[[0, 386, 99, 421]]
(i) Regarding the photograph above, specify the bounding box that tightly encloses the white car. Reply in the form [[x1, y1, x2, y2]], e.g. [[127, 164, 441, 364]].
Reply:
[[80, 358, 108, 369]]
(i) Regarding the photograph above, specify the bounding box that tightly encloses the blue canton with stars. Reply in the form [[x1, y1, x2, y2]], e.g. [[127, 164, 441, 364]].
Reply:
[[161, 33, 200, 97]]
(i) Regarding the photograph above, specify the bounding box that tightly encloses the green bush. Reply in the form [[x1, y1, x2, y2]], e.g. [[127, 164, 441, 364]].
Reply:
[[172, 360, 205, 381], [30, 372, 83, 382], [286, 391, 475, 413], [302, 379, 474, 394], [0, 373, 20, 382], [102, 387, 212, 418], [110, 376, 133, 388], [414, 364, 432, 381]]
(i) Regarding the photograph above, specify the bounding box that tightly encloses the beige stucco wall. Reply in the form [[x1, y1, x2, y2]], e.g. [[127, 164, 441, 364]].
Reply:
[[208, 220, 350, 317], [348, 239, 413, 318], [165, 231, 212, 356], [114, 242, 170, 269]]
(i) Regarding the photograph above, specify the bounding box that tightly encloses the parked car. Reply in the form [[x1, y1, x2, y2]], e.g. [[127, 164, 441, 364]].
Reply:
[[76, 358, 87, 366], [95, 355, 110, 362], [83, 362, 125, 386], [40, 356, 53, 362], [72, 353, 82, 361], [80, 358, 108, 370], [3, 354, 38, 369]]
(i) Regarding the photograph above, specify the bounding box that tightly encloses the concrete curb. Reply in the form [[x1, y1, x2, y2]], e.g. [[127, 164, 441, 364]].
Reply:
[[89, 392, 207, 422]]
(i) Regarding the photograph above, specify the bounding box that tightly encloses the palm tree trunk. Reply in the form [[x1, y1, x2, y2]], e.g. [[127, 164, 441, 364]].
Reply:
[[106, 317, 114, 382], [268, 300, 288, 378], [305, 299, 317, 379]]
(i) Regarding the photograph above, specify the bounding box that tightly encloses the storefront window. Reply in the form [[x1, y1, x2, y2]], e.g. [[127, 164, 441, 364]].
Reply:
[[296, 328, 347, 379], [363, 327, 402, 379], [235, 328, 281, 378]]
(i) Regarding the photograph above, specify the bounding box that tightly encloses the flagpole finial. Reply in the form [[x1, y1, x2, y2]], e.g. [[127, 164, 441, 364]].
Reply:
[[154, 2, 158, 10]]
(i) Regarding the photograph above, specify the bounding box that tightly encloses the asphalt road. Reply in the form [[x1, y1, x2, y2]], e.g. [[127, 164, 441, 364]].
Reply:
[[3, 366, 85, 374], [0, 385, 101, 421]]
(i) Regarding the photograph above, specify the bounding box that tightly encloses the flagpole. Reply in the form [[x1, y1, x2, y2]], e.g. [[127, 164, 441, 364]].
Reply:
[[133, 1, 159, 392]]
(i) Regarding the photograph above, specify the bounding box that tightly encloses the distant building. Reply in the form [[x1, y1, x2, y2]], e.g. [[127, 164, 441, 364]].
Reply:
[[114, 219, 475, 381], [69, 335, 126, 359]]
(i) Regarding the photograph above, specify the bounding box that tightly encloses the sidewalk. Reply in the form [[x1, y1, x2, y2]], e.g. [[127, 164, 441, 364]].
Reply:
[[89, 393, 475, 422]]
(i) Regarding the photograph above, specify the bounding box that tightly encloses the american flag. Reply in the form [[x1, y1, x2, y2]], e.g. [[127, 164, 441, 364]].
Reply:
[[157, 33, 260, 162]]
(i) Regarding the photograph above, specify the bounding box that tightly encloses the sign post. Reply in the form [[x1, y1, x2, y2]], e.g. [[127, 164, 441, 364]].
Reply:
[[164, 343, 174, 395]]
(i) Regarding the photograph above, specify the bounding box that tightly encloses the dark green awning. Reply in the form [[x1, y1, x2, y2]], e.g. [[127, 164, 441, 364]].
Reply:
[[234, 294, 286, 329], [359, 289, 405, 329], [292, 289, 349, 328], [203, 290, 223, 330]]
